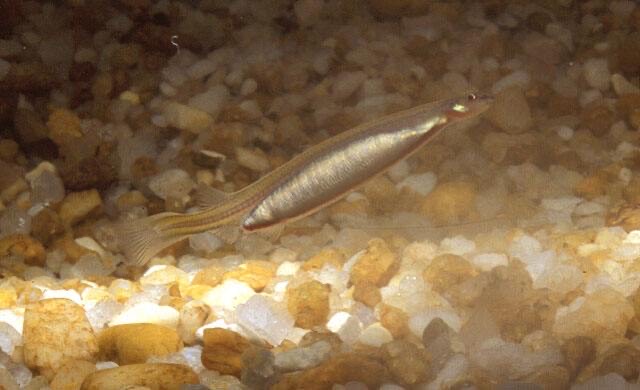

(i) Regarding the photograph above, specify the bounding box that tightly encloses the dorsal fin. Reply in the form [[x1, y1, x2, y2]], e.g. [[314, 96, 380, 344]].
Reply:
[[195, 183, 230, 208]]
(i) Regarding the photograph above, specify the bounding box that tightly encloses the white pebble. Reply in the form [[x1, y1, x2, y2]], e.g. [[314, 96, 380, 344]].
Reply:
[[387, 160, 410, 183], [276, 261, 300, 276], [579, 89, 602, 107], [440, 235, 476, 256], [574, 201, 605, 216], [331, 71, 367, 101], [397, 172, 437, 196], [240, 78, 258, 96], [583, 58, 610, 91], [148, 169, 195, 200], [188, 85, 229, 118], [109, 302, 180, 328], [619, 167, 632, 185], [491, 70, 530, 94], [42, 289, 83, 304], [556, 126, 574, 140], [611, 73, 640, 96], [236, 295, 294, 346], [327, 311, 362, 344], [187, 58, 217, 80], [201, 280, 255, 314], [235, 147, 270, 172], [239, 100, 262, 119], [471, 253, 508, 272], [358, 323, 393, 347]]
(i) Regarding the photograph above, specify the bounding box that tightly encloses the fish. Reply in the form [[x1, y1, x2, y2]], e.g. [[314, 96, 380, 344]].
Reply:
[[117, 93, 494, 265]]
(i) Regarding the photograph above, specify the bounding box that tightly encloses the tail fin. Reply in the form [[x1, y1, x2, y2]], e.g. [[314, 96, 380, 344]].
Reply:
[[115, 212, 186, 266]]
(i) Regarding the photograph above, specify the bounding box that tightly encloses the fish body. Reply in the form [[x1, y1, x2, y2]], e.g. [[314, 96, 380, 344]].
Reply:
[[118, 94, 493, 265]]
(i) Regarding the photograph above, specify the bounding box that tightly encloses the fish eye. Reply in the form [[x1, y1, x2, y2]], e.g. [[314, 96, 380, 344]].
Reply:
[[467, 93, 477, 101]]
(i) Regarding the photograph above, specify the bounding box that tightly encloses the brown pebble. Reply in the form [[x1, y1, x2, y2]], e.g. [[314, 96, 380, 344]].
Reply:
[[0, 234, 46, 266], [381, 339, 431, 386], [522, 365, 570, 390], [562, 336, 596, 377], [97, 323, 183, 365], [380, 304, 410, 339], [617, 32, 640, 76], [301, 248, 346, 271], [30, 208, 64, 245], [597, 343, 640, 381], [423, 254, 477, 293], [80, 363, 198, 390], [581, 103, 615, 137], [202, 328, 250, 377], [350, 238, 398, 287], [223, 260, 277, 291], [271, 352, 391, 389], [353, 283, 382, 307], [14, 108, 49, 144], [420, 181, 478, 225], [287, 280, 331, 329]]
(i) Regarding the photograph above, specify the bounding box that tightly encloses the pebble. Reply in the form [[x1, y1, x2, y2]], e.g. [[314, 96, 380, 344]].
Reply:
[[223, 260, 276, 291], [583, 58, 610, 91], [236, 294, 294, 346], [397, 172, 437, 196], [553, 288, 634, 345], [611, 74, 640, 96], [381, 339, 430, 386], [80, 363, 198, 390], [327, 311, 362, 344], [201, 279, 255, 314], [286, 280, 330, 329], [23, 298, 98, 378], [163, 102, 212, 133], [573, 373, 638, 390], [491, 70, 531, 94], [597, 343, 640, 380], [486, 87, 533, 134], [178, 300, 209, 344], [350, 238, 398, 288], [420, 181, 477, 225], [49, 359, 96, 390], [275, 340, 332, 371], [471, 253, 509, 272], [235, 147, 271, 172], [97, 323, 183, 365], [187, 85, 229, 118], [58, 189, 102, 226], [148, 169, 195, 201], [358, 322, 393, 347], [109, 302, 180, 328], [272, 352, 391, 388], [201, 328, 250, 376]]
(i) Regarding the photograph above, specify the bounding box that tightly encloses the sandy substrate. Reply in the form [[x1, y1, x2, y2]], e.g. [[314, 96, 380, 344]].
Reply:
[[2, 0, 640, 389]]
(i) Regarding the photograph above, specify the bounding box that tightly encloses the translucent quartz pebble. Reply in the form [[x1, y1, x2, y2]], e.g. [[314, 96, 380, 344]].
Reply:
[[0, 207, 31, 237], [0, 322, 21, 355], [27, 166, 65, 206], [148, 169, 195, 200], [235, 295, 294, 346], [274, 341, 332, 371]]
